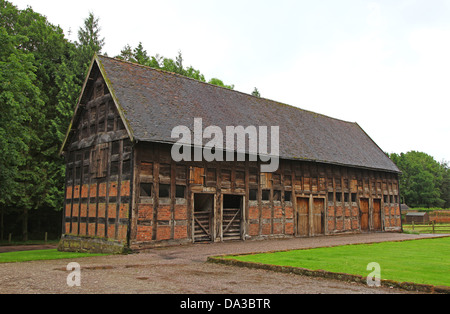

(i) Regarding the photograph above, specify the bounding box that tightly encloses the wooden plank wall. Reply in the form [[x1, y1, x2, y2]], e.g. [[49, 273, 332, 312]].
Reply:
[[130, 142, 402, 249], [63, 71, 132, 244], [62, 67, 401, 248]]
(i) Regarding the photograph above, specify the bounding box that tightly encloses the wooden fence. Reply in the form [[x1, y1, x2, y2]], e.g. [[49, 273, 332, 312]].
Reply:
[[404, 221, 450, 234]]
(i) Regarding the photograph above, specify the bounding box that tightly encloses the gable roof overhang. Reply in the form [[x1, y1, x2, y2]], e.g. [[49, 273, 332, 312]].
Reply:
[[60, 54, 134, 155], [61, 54, 401, 174]]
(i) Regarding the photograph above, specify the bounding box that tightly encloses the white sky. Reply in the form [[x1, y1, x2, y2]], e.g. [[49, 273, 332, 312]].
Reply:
[[10, 0, 450, 163]]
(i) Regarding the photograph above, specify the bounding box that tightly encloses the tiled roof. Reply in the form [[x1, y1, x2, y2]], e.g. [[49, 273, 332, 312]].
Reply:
[[72, 55, 401, 173]]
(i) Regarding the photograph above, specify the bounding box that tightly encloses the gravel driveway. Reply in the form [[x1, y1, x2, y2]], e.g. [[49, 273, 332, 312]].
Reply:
[[0, 233, 445, 294]]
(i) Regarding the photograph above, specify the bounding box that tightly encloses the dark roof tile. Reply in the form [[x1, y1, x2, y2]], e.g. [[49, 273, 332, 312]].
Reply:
[[96, 55, 399, 173]]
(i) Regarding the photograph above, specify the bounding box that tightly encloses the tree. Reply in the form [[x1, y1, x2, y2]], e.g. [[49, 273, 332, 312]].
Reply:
[[117, 42, 162, 69], [390, 151, 446, 208], [76, 12, 105, 76], [208, 78, 234, 90], [116, 44, 240, 88], [252, 87, 261, 97], [0, 2, 47, 240], [439, 161, 450, 208], [0, 1, 86, 240], [0, 26, 41, 238]]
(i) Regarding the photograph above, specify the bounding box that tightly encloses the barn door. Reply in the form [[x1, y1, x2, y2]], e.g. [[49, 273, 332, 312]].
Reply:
[[222, 195, 243, 241], [360, 198, 369, 232], [373, 199, 382, 231], [193, 194, 214, 242], [312, 198, 325, 236], [296, 197, 309, 237]]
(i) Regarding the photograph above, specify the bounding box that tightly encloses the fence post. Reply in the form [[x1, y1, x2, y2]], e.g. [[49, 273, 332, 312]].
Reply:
[[432, 221, 435, 234], [8, 233, 11, 244], [412, 220, 414, 231], [45, 232, 48, 244]]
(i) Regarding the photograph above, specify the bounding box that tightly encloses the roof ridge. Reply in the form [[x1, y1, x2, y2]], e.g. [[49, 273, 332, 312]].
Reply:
[[97, 54, 356, 126]]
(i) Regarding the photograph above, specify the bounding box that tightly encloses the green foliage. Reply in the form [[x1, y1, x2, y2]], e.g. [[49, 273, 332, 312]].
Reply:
[[390, 151, 449, 208], [251, 87, 261, 97], [0, 0, 238, 241], [409, 207, 450, 212], [0, 2, 104, 241], [0, 23, 42, 206], [75, 12, 105, 77], [115, 44, 236, 88], [208, 78, 234, 90]]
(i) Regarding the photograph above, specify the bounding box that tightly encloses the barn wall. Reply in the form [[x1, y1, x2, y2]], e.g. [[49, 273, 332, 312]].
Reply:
[[130, 142, 402, 250], [60, 72, 132, 252]]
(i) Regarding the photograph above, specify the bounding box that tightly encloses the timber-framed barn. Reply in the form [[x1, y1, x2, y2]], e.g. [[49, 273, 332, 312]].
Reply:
[[59, 55, 402, 253]]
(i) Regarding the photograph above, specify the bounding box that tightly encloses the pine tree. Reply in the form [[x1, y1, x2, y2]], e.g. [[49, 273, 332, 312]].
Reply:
[[252, 87, 261, 97], [76, 12, 105, 76]]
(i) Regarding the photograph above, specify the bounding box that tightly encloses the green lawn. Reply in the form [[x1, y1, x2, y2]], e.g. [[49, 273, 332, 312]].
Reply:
[[227, 237, 450, 287], [0, 249, 108, 263]]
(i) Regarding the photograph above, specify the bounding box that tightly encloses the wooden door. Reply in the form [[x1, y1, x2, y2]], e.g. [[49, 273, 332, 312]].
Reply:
[[296, 198, 309, 237], [373, 199, 382, 231], [360, 198, 369, 232], [312, 198, 325, 235], [193, 194, 214, 242], [222, 195, 243, 241]]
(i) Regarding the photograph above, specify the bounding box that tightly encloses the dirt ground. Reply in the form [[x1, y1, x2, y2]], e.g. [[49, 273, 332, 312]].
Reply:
[[0, 233, 446, 294]]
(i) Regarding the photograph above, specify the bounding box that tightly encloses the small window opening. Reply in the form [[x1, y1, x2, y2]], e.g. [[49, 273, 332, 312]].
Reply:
[[262, 190, 270, 201], [285, 191, 292, 202], [273, 190, 281, 201], [159, 184, 171, 198], [140, 183, 152, 198], [176, 185, 186, 199], [328, 192, 334, 203], [249, 189, 258, 201]]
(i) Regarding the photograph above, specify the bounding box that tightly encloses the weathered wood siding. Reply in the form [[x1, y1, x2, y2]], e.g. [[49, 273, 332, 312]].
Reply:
[[63, 72, 132, 245], [130, 142, 402, 250]]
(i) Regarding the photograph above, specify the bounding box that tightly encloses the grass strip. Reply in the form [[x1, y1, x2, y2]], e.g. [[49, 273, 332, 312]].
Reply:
[[0, 249, 108, 263], [223, 237, 450, 287]]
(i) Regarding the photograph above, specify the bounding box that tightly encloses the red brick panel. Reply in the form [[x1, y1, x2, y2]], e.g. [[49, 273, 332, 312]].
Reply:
[[285, 222, 294, 235], [262, 207, 271, 219], [66, 186, 73, 199], [90, 184, 97, 197], [285, 207, 293, 219], [109, 182, 118, 197], [274, 206, 283, 219], [98, 203, 106, 218], [118, 225, 128, 242], [174, 225, 187, 240], [138, 204, 153, 220], [174, 205, 187, 220], [262, 223, 271, 235], [249, 224, 259, 236], [137, 226, 152, 242], [249, 207, 259, 220], [120, 204, 129, 219], [121, 181, 131, 197], [157, 205, 171, 221], [156, 225, 171, 241], [108, 204, 116, 219]]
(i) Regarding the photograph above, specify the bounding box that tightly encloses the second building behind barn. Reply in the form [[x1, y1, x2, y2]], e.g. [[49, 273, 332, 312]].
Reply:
[[59, 55, 402, 253]]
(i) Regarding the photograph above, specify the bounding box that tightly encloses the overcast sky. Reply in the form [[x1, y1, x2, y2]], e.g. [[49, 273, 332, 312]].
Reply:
[[10, 0, 450, 163]]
